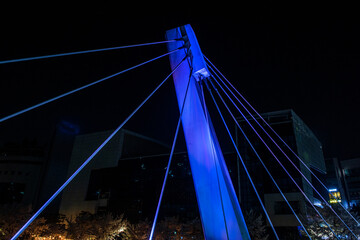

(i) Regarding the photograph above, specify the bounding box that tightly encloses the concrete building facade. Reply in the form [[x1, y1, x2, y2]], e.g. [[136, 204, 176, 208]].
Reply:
[[235, 109, 326, 232], [340, 157, 360, 207], [59, 129, 169, 218]]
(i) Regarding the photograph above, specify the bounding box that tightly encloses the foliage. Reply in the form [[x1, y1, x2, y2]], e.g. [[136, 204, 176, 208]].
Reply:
[[154, 216, 203, 240], [155, 216, 184, 240], [119, 219, 151, 240], [120, 217, 204, 240], [245, 209, 269, 240], [302, 203, 360, 239], [5, 202, 360, 239], [0, 206, 204, 239], [66, 211, 127, 240], [42, 214, 67, 239], [0, 204, 49, 239]]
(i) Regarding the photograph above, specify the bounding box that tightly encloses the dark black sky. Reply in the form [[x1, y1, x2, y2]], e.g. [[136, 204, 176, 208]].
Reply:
[[1, 4, 360, 160]]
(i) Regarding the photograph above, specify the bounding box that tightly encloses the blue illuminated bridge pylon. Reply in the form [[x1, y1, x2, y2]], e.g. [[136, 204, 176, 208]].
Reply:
[[165, 24, 251, 239], [1, 23, 359, 240]]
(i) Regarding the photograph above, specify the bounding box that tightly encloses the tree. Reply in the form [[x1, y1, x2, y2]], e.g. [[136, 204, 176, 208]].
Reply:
[[0, 204, 49, 239], [120, 220, 151, 240], [146, 216, 203, 240], [178, 218, 204, 240], [0, 206, 205, 240], [41, 214, 67, 239], [155, 216, 182, 240], [66, 211, 94, 240], [92, 213, 127, 240], [66, 211, 127, 240], [302, 204, 360, 239], [245, 209, 269, 240], [120, 217, 204, 240]]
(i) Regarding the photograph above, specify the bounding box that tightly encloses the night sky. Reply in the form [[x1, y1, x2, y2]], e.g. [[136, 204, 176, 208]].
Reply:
[[1, 4, 360, 160]]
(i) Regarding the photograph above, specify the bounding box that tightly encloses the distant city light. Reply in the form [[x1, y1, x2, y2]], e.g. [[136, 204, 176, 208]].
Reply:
[[329, 199, 342, 204], [328, 189, 341, 204], [314, 200, 323, 208]]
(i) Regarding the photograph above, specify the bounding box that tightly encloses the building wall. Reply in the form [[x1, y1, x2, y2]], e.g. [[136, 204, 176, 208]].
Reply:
[[59, 130, 124, 218], [0, 154, 43, 206], [292, 111, 325, 172], [84, 153, 198, 221], [236, 109, 325, 227], [36, 121, 78, 213], [264, 192, 305, 226], [292, 111, 325, 203], [324, 158, 347, 206], [340, 158, 360, 206], [58, 129, 170, 218]]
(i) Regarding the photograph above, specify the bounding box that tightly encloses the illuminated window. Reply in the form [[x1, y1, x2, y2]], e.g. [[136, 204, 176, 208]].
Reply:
[[329, 188, 341, 204]]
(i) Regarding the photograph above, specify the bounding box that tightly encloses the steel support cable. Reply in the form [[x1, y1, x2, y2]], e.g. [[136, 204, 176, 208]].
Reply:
[[0, 40, 180, 64], [10, 56, 187, 240], [206, 60, 358, 238], [207, 67, 340, 239], [0, 48, 182, 123], [206, 75, 312, 239], [205, 56, 360, 226], [148, 64, 191, 240], [203, 80, 280, 240]]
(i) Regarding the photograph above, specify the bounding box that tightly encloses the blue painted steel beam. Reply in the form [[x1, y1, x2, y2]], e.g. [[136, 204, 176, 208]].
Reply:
[[166, 24, 250, 240]]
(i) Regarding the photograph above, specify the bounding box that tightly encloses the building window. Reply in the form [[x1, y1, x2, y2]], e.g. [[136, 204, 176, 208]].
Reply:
[[329, 188, 341, 204]]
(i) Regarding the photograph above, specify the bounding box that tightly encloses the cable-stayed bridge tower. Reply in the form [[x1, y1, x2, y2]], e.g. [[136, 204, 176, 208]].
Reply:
[[166, 24, 250, 240]]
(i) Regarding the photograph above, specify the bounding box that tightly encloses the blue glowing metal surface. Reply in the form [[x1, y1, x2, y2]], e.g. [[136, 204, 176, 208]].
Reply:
[[166, 24, 250, 240]]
